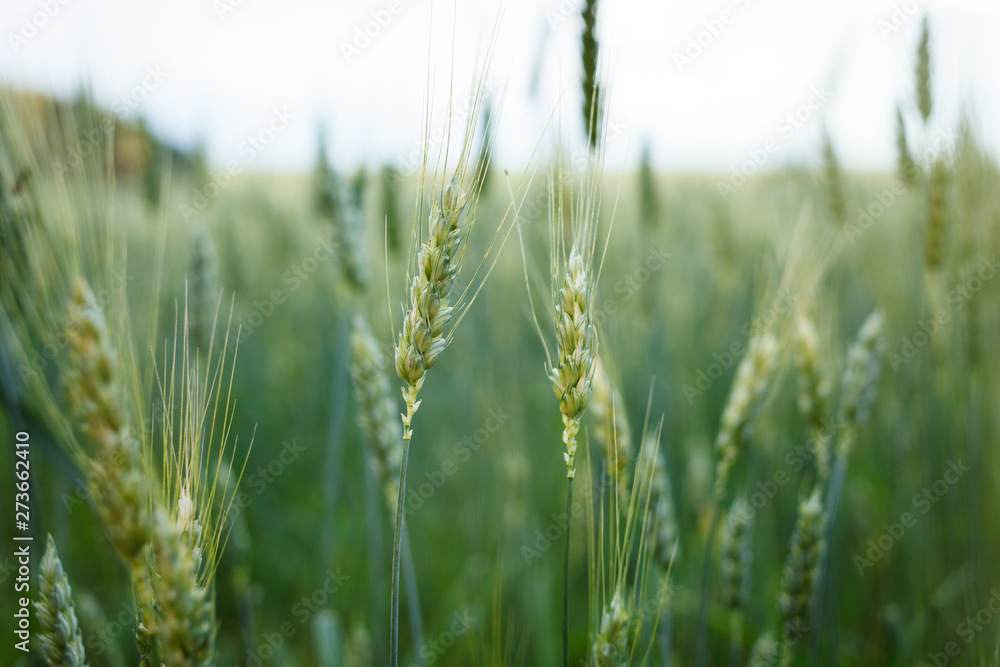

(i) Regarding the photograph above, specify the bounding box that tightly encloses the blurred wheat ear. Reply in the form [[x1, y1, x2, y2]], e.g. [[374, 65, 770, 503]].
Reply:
[[35, 535, 88, 667], [580, 0, 601, 149]]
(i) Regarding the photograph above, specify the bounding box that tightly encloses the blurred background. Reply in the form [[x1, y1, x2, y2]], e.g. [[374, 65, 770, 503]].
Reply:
[[2, 0, 1000, 171]]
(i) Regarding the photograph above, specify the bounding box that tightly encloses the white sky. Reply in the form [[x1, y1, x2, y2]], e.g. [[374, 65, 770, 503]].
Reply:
[[2, 0, 999, 173]]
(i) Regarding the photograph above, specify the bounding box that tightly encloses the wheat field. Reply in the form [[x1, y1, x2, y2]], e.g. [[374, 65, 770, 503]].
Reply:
[[2, 5, 1000, 667]]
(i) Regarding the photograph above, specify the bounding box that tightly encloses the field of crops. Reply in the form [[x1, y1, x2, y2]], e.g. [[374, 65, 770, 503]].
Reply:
[[2, 5, 1000, 667]]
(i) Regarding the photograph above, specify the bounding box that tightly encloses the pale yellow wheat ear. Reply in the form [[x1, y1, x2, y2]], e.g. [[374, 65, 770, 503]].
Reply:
[[140, 292, 250, 666], [546, 143, 606, 480], [387, 17, 526, 666]]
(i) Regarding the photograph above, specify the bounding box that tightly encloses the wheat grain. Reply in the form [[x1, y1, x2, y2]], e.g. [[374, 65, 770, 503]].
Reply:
[[821, 129, 846, 226], [719, 498, 752, 611], [794, 314, 831, 480], [748, 632, 779, 667], [580, 0, 601, 149], [550, 248, 597, 479], [924, 157, 948, 271], [777, 490, 825, 666], [149, 507, 215, 666], [837, 310, 886, 458], [63, 279, 152, 563], [592, 587, 629, 667], [713, 332, 778, 501], [916, 17, 932, 124], [35, 535, 88, 667], [896, 106, 919, 187]]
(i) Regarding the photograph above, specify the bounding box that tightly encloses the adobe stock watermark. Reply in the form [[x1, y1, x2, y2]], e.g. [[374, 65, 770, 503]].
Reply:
[[682, 290, 796, 403], [887, 255, 999, 372], [877, 0, 929, 40], [212, 0, 249, 20], [545, 0, 583, 26], [53, 66, 168, 177], [229, 234, 337, 342], [388, 75, 504, 190], [672, 0, 756, 73], [726, 416, 845, 530], [406, 610, 476, 667], [236, 567, 351, 667], [749, 621, 810, 667], [853, 459, 969, 575], [340, 0, 407, 63], [918, 589, 1000, 667], [842, 127, 957, 245], [226, 439, 306, 521], [716, 85, 832, 200], [590, 245, 672, 328], [402, 407, 511, 517], [7, 0, 73, 53], [520, 473, 611, 566], [179, 107, 294, 222]]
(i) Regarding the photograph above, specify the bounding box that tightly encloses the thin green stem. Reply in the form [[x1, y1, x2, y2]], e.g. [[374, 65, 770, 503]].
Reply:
[[401, 525, 425, 667], [696, 501, 723, 667], [563, 473, 575, 667], [658, 602, 672, 667], [390, 382, 421, 667], [730, 609, 743, 667], [389, 434, 411, 667]]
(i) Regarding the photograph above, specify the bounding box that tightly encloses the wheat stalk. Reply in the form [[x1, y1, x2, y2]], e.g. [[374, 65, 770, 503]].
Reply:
[[551, 245, 598, 667]]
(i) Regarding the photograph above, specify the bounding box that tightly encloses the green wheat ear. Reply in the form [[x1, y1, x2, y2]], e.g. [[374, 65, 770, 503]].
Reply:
[[63, 278, 152, 564], [581, 0, 601, 149], [821, 127, 846, 227], [35, 535, 89, 667], [777, 490, 826, 666], [713, 332, 778, 501], [895, 106, 919, 187], [916, 16, 932, 124]]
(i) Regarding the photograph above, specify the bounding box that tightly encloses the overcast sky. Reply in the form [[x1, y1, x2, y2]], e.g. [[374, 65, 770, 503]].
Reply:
[[2, 0, 999, 173]]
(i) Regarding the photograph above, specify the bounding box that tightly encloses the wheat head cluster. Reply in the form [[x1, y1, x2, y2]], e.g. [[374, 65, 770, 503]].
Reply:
[[1, 7, 999, 667]]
